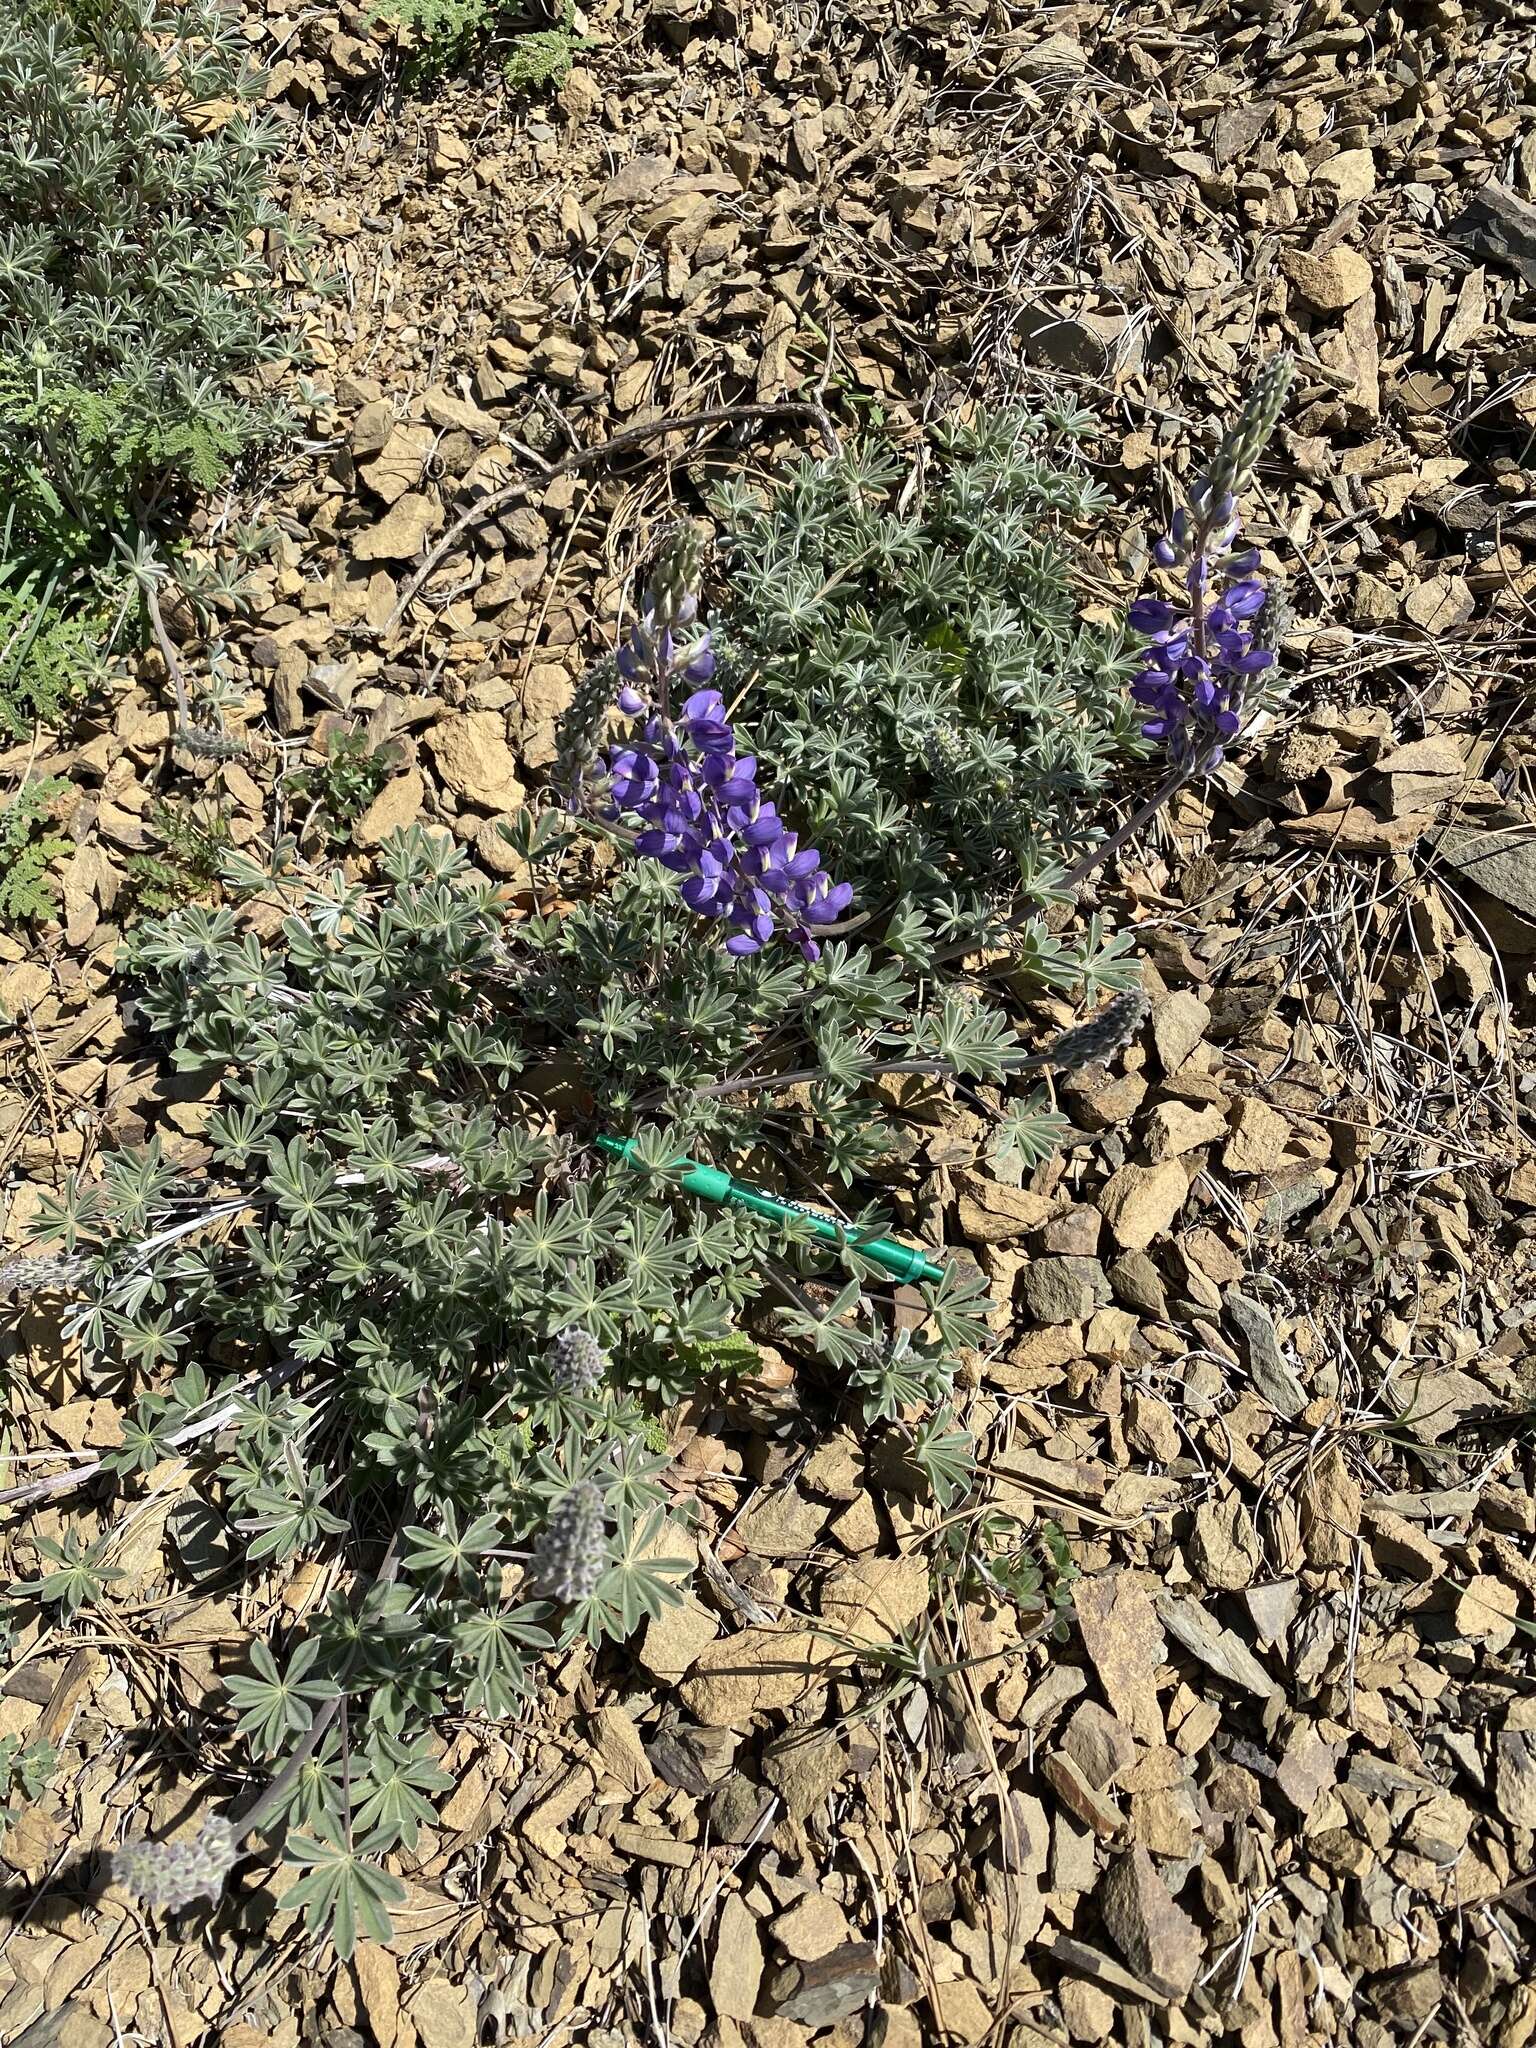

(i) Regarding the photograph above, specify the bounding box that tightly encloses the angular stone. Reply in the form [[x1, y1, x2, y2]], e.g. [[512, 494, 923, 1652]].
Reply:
[[1035, 1203, 1102, 1256], [1084, 1305, 1139, 1359], [734, 1487, 828, 1559], [1313, 147, 1376, 201], [1495, 1731, 1536, 1829], [1189, 1494, 1262, 1591], [422, 386, 500, 438], [1042, 1749, 1123, 1837], [772, 1891, 851, 1961], [926, 1978, 994, 2043], [1125, 1391, 1181, 1462], [1144, 1101, 1226, 1160], [354, 768, 424, 848], [352, 491, 443, 563], [1017, 1255, 1108, 1324], [1444, 179, 1536, 288], [1073, 1571, 1166, 1739], [427, 711, 524, 811], [1280, 243, 1373, 311], [350, 398, 395, 454], [761, 1729, 851, 1823], [818, 1555, 927, 1649], [1063, 1067, 1148, 1130], [638, 1594, 718, 1684], [1225, 1288, 1307, 1417], [709, 1893, 763, 2020], [1099, 1846, 1203, 2001], [767, 1943, 879, 2028], [1150, 991, 1209, 1073], [404, 1979, 475, 2048], [1361, 1505, 1443, 1581], [1109, 1250, 1168, 1318], [360, 423, 435, 505], [1275, 1726, 1341, 1811], [1159, 1596, 1279, 1701], [1438, 822, 1536, 925], [1060, 1700, 1137, 1788], [1099, 1160, 1188, 1251], [1223, 1098, 1292, 1175], [589, 1703, 653, 1794], [956, 1175, 1055, 1243], [1300, 1444, 1360, 1569], [800, 1435, 861, 1500], [677, 1628, 832, 1724]]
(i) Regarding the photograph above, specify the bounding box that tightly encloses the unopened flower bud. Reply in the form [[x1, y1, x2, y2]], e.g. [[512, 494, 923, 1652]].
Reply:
[[528, 1482, 607, 1604], [114, 1817, 239, 1913]]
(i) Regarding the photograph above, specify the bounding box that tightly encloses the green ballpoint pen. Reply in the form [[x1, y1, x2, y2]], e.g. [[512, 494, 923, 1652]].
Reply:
[[594, 1134, 946, 1287]]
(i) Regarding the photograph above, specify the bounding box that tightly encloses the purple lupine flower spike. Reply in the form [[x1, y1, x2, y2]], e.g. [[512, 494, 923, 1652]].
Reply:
[[1129, 356, 1293, 774], [597, 530, 851, 960]]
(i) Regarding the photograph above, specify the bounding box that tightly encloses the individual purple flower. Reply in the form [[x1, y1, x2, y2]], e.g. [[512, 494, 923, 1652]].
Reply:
[[595, 537, 852, 961]]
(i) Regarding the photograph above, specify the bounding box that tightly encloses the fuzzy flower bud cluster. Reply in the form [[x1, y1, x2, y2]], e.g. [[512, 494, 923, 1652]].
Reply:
[[1039, 990, 1149, 1073], [114, 1817, 238, 1912], [1130, 356, 1293, 773], [528, 1481, 607, 1605], [0, 1253, 88, 1299], [600, 535, 852, 961], [546, 1327, 608, 1394]]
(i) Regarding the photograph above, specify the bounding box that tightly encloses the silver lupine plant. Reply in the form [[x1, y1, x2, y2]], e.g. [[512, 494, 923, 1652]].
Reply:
[[15, 395, 1306, 1954], [24, 819, 1013, 1948], [710, 409, 1146, 973], [0, 0, 295, 544]]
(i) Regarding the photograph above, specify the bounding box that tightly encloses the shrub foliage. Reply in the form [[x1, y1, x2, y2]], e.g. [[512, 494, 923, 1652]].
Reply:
[[712, 410, 1143, 963], [0, 0, 294, 553], [25, 409, 1162, 1949]]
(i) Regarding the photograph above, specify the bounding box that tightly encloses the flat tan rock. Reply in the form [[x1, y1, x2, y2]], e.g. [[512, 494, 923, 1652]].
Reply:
[[352, 491, 443, 563], [1150, 990, 1209, 1074], [1223, 1097, 1293, 1175], [1280, 242, 1373, 310], [427, 711, 525, 812], [677, 1627, 832, 1724], [1098, 1159, 1188, 1250], [353, 768, 424, 848], [1099, 1845, 1203, 2002], [709, 1893, 763, 2021], [1074, 1571, 1166, 1740], [360, 423, 435, 505], [1144, 1100, 1226, 1160]]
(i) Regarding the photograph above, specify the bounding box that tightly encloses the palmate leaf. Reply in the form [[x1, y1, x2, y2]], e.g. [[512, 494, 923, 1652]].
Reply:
[[401, 1504, 503, 1591], [988, 1090, 1071, 1176], [350, 1733, 453, 1850], [775, 1277, 869, 1369], [451, 1595, 552, 1719], [13, 1531, 125, 1619], [567, 1505, 689, 1646], [225, 1637, 336, 1758], [909, 1408, 976, 1511], [919, 1258, 992, 1356], [280, 1822, 406, 1960]]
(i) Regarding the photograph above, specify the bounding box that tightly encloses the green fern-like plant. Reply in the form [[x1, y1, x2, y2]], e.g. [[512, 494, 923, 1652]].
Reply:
[[0, 555, 110, 737], [123, 800, 233, 916], [373, 0, 584, 86], [0, 777, 69, 928]]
